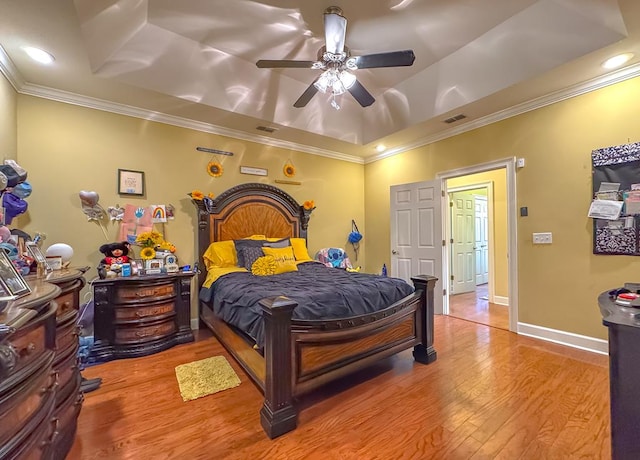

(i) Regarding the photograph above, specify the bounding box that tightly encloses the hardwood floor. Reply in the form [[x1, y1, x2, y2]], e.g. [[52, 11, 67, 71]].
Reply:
[[449, 284, 509, 330], [69, 319, 610, 460]]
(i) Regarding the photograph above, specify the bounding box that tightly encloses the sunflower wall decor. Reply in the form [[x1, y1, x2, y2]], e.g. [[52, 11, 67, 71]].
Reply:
[[283, 160, 296, 178], [207, 160, 224, 177]]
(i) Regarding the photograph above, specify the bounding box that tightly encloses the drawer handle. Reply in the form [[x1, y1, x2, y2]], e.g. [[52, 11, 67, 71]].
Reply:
[[135, 328, 160, 338], [20, 342, 36, 358], [40, 418, 59, 448], [0, 344, 18, 379], [41, 370, 59, 395]]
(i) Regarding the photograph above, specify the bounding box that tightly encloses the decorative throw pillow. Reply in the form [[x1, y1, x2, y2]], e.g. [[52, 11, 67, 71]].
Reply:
[[251, 255, 277, 276], [263, 237, 291, 248], [262, 246, 298, 274], [290, 238, 312, 261], [234, 239, 265, 267], [241, 246, 266, 271]]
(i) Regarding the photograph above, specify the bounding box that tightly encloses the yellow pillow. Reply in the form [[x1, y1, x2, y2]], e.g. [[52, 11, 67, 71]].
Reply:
[[290, 238, 312, 261], [203, 240, 237, 269], [261, 246, 298, 274], [251, 255, 277, 276]]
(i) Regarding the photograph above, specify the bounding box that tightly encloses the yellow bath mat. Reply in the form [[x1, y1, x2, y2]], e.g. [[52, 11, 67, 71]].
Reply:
[[175, 356, 241, 402]]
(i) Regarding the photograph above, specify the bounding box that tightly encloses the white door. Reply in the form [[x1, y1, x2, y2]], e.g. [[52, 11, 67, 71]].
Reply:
[[450, 191, 476, 294], [390, 180, 443, 314], [474, 195, 489, 285]]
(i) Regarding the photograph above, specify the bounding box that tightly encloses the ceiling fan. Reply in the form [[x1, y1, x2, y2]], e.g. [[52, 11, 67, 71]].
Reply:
[[256, 6, 415, 110]]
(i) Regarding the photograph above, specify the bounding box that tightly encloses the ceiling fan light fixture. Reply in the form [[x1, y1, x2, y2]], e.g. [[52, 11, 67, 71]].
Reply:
[[339, 70, 356, 89]]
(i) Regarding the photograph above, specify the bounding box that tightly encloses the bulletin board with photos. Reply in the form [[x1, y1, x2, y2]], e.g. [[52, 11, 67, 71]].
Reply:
[[591, 141, 640, 255]]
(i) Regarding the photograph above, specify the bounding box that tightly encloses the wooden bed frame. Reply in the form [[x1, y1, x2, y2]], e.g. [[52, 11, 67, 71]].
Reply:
[[193, 182, 437, 438]]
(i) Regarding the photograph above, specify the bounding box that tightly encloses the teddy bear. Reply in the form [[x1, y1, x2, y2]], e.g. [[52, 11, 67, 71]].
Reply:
[[98, 241, 131, 279]]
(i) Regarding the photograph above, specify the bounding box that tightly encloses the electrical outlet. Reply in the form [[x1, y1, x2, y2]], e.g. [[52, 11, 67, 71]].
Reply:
[[532, 232, 552, 244]]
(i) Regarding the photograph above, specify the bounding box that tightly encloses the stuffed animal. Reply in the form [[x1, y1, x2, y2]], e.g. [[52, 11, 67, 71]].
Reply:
[[98, 241, 131, 279]]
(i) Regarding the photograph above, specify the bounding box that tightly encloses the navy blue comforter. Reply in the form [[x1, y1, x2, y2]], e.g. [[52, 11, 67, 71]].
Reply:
[[199, 262, 414, 348]]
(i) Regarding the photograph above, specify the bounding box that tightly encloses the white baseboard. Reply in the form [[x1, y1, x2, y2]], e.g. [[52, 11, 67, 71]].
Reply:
[[191, 317, 199, 330], [517, 322, 608, 355], [493, 295, 509, 306]]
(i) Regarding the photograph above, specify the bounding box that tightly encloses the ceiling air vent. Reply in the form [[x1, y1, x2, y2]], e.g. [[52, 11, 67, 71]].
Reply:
[[443, 114, 467, 124], [256, 126, 278, 133]]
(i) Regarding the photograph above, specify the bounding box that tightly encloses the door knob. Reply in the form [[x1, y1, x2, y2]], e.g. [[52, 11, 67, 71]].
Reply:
[[392, 250, 398, 255]]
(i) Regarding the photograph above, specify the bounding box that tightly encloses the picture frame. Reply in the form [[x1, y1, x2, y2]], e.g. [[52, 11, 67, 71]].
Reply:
[[118, 169, 145, 196], [0, 249, 31, 298], [240, 166, 268, 176], [25, 241, 51, 271]]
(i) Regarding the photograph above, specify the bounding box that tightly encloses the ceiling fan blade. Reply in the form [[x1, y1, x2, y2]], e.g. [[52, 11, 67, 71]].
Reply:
[[324, 7, 347, 55], [256, 60, 316, 69], [348, 50, 415, 69], [293, 80, 319, 108], [348, 80, 375, 107]]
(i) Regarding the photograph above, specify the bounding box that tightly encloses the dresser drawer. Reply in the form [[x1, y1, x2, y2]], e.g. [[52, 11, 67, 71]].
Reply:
[[6, 319, 49, 377], [5, 395, 56, 460], [0, 365, 56, 447], [114, 319, 176, 344], [115, 282, 175, 303], [54, 345, 80, 405], [114, 301, 176, 324], [55, 317, 80, 356], [55, 290, 77, 320]]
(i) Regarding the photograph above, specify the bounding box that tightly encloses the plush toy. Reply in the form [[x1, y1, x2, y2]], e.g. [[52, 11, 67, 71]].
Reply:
[[98, 241, 131, 279]]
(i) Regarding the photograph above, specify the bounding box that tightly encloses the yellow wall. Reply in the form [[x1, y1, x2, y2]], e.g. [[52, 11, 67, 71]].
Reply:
[[365, 75, 640, 340], [15, 95, 365, 319], [447, 169, 508, 297], [0, 72, 17, 158]]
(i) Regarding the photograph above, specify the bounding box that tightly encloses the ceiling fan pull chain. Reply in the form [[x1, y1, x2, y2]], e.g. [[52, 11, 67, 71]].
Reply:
[[330, 94, 340, 110]]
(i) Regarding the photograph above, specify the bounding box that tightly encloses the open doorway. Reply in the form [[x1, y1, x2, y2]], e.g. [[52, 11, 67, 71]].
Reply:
[[445, 169, 509, 330]]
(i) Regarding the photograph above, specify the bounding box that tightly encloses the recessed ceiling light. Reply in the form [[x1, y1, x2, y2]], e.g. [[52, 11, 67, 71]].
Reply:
[[376, 144, 386, 152], [602, 53, 634, 70], [23, 46, 55, 64]]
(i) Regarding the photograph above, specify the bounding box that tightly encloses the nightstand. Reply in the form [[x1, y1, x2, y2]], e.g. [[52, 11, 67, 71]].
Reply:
[[88, 272, 195, 363]]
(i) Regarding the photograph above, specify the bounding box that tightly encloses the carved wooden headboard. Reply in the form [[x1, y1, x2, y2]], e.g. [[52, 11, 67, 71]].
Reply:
[[192, 183, 312, 286]]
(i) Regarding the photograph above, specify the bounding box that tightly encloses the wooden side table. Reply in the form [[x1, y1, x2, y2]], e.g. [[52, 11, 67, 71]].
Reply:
[[88, 272, 195, 363]]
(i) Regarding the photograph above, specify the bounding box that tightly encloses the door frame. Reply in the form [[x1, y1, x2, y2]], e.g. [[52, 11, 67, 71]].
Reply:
[[447, 182, 495, 301], [437, 157, 518, 332]]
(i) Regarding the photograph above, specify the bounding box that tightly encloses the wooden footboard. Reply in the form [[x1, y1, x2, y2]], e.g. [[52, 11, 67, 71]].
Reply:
[[206, 274, 438, 438]]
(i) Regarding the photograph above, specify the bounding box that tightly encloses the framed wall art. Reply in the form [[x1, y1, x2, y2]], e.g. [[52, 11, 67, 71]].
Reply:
[[118, 169, 145, 196], [0, 249, 31, 298]]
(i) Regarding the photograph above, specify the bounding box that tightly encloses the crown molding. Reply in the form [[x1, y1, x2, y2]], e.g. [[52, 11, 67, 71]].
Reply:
[[0, 42, 363, 165], [365, 63, 640, 164], [0, 45, 24, 91], [19, 83, 365, 165]]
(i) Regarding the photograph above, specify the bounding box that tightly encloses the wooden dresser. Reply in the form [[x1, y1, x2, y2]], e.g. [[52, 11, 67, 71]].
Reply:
[[88, 272, 195, 363], [0, 281, 61, 460], [40, 269, 87, 458]]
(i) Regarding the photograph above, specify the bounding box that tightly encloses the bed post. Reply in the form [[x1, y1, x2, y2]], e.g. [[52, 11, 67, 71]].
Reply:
[[411, 275, 438, 364], [259, 296, 298, 439]]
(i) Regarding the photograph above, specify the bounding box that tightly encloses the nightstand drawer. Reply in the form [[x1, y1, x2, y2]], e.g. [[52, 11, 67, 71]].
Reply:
[[114, 301, 176, 323], [115, 282, 175, 303], [114, 320, 176, 344]]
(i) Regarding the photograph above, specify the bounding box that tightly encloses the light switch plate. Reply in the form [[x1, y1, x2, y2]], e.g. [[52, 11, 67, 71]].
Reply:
[[532, 232, 552, 244]]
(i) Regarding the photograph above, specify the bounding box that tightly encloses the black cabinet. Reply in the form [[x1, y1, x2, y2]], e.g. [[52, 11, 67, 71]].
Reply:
[[88, 273, 194, 363], [598, 291, 640, 460]]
